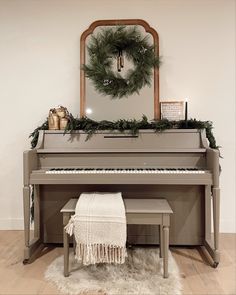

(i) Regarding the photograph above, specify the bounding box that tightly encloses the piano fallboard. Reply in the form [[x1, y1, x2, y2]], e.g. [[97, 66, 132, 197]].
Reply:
[[39, 129, 205, 151]]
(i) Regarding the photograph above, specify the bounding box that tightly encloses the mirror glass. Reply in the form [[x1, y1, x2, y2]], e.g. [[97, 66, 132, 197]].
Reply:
[[80, 20, 160, 120], [85, 25, 154, 121]]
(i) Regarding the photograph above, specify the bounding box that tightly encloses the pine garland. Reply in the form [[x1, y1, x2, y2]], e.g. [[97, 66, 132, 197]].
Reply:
[[29, 115, 218, 149], [29, 120, 48, 149], [83, 26, 160, 98]]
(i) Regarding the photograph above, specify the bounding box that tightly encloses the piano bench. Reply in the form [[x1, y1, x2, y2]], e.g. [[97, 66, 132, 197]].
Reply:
[[61, 198, 173, 279]]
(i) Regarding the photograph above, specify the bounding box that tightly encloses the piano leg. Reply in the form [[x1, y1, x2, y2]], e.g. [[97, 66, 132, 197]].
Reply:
[[33, 185, 40, 240], [205, 185, 212, 242], [212, 187, 220, 267], [23, 185, 43, 264], [203, 185, 220, 267], [23, 186, 30, 250]]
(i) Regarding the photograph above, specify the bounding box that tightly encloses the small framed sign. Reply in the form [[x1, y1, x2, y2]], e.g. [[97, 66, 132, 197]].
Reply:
[[160, 101, 184, 121]]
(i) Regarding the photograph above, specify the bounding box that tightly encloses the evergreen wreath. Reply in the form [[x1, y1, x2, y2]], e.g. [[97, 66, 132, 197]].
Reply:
[[83, 26, 160, 98]]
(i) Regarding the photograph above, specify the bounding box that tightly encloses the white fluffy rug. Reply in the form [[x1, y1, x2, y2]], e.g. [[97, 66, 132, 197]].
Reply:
[[45, 248, 182, 295]]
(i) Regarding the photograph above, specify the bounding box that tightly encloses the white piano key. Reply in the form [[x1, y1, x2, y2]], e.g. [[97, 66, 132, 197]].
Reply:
[[46, 168, 207, 175]]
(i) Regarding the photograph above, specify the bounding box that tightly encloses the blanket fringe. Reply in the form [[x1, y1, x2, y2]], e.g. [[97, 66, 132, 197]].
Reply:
[[75, 243, 127, 265], [64, 215, 76, 236]]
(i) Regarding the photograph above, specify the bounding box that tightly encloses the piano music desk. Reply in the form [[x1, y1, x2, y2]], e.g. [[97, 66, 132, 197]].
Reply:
[[61, 198, 173, 278]]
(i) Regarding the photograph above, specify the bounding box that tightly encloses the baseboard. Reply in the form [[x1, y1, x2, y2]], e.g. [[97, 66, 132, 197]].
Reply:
[[220, 219, 236, 233], [0, 218, 24, 230]]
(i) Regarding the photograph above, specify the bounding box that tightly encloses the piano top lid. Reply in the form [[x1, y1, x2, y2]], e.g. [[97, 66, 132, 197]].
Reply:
[[35, 129, 209, 152], [41, 129, 202, 134]]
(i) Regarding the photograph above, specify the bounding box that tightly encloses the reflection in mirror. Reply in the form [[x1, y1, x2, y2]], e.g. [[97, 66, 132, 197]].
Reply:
[[80, 20, 160, 120], [86, 26, 154, 121]]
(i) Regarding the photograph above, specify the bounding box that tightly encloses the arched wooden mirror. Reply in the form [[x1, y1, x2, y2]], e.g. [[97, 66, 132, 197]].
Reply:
[[80, 19, 160, 120]]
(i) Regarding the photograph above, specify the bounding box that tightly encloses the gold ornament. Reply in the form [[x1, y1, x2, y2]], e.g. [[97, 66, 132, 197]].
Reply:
[[56, 105, 68, 118]]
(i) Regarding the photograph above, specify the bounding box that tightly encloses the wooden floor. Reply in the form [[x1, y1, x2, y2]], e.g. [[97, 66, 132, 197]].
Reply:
[[0, 231, 235, 295]]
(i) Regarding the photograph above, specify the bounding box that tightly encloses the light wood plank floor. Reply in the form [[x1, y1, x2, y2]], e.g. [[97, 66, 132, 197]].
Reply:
[[0, 231, 235, 295]]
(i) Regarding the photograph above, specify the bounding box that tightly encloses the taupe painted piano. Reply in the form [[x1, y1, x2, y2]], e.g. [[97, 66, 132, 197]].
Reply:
[[23, 129, 220, 267]]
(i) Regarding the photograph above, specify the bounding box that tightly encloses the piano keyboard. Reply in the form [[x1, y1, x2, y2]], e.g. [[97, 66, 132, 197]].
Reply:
[[45, 168, 206, 174]]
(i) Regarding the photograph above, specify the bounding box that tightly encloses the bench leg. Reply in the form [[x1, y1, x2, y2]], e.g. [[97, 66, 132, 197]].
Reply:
[[63, 213, 70, 277], [73, 235, 76, 254], [163, 226, 169, 278], [159, 225, 163, 258]]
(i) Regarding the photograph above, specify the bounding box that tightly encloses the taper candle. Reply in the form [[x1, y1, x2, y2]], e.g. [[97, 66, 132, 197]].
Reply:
[[185, 98, 188, 127]]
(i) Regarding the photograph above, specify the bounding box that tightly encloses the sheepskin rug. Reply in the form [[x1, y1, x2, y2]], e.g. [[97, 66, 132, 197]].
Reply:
[[45, 248, 182, 295]]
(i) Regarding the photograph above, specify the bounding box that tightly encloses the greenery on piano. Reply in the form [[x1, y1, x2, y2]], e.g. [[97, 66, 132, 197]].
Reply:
[[29, 115, 218, 149]]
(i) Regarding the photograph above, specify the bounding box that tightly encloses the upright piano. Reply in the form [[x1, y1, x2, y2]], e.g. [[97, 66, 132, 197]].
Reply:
[[23, 129, 220, 267]]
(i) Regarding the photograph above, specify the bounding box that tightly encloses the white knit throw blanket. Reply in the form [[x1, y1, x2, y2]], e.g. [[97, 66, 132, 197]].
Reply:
[[65, 192, 127, 265]]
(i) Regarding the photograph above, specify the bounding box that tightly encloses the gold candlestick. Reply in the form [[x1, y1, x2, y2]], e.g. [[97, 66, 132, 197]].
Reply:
[[48, 111, 59, 130], [59, 117, 68, 130]]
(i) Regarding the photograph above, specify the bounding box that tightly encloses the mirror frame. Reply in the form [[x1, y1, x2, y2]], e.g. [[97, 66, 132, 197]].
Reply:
[[80, 19, 160, 119]]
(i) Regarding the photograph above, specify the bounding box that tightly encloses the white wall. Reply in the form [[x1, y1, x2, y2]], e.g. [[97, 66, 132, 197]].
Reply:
[[0, 0, 235, 232]]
